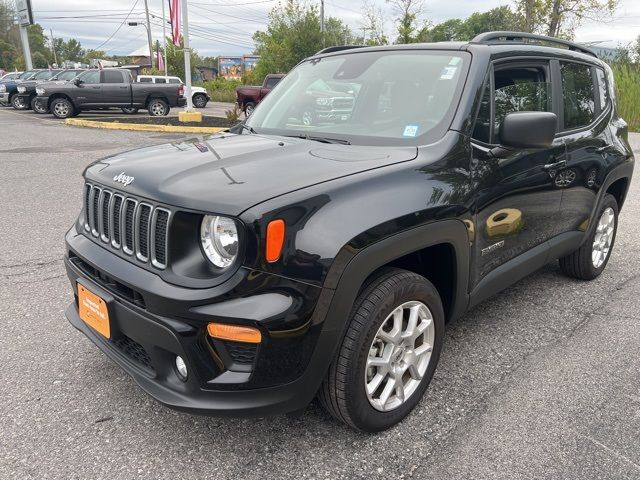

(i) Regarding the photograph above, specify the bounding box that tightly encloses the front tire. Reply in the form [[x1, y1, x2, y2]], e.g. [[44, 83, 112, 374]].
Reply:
[[50, 98, 75, 119], [193, 93, 208, 108], [559, 193, 619, 280], [31, 97, 48, 114], [319, 268, 445, 432], [12, 95, 27, 110], [148, 98, 169, 116]]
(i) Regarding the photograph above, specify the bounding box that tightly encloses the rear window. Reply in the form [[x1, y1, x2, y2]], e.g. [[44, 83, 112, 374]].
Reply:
[[169, 78, 181, 84], [102, 70, 124, 83], [265, 76, 281, 89], [560, 62, 596, 130]]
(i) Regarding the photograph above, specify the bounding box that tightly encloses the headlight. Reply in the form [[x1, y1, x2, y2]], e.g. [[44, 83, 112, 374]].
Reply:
[[0, 84, 5, 93], [17, 86, 26, 93], [36, 87, 45, 95], [200, 215, 239, 268]]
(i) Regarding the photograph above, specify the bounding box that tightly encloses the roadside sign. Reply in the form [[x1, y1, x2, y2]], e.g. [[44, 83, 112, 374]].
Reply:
[[16, 0, 33, 26]]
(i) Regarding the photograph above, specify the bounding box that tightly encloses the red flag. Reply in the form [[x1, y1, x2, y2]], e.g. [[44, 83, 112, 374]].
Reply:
[[169, 0, 180, 46], [157, 52, 165, 72], [97, 60, 103, 70]]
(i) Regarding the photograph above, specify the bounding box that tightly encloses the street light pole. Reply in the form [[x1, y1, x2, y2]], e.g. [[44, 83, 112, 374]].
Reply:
[[143, 0, 154, 69], [320, 0, 325, 48]]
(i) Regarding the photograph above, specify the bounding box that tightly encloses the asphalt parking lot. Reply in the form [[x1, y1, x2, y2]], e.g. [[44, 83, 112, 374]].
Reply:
[[1, 106, 639, 479]]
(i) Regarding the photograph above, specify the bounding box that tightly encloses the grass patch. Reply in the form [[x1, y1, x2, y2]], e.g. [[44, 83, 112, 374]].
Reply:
[[611, 63, 640, 132]]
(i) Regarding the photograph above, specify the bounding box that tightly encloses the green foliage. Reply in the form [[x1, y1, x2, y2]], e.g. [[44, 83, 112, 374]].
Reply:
[[61, 39, 84, 62], [418, 6, 522, 42], [199, 77, 242, 103], [252, 0, 353, 79], [610, 63, 640, 132], [225, 104, 242, 123], [165, 36, 198, 80]]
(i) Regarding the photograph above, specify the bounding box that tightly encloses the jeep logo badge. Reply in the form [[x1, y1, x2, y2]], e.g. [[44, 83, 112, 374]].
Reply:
[[113, 172, 134, 187]]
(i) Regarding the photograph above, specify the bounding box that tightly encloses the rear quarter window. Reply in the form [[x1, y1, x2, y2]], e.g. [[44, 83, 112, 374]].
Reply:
[[560, 62, 596, 130], [595, 68, 610, 111]]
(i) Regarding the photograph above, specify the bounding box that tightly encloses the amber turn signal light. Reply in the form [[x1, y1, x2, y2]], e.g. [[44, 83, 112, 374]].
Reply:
[[266, 219, 285, 263], [207, 323, 262, 344]]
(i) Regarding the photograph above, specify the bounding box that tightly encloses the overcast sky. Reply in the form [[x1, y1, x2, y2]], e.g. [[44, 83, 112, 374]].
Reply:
[[29, 0, 640, 58]]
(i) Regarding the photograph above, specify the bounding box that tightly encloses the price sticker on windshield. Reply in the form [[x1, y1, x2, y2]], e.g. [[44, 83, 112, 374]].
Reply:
[[403, 124, 420, 137]]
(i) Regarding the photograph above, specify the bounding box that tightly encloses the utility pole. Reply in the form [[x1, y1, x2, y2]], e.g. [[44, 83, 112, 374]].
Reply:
[[161, 0, 168, 78], [143, 0, 154, 69], [49, 28, 58, 66], [320, 0, 325, 48]]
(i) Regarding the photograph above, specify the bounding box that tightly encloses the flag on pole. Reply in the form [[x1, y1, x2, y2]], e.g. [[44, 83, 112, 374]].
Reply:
[[169, 0, 180, 46], [157, 52, 165, 72], [97, 60, 103, 70]]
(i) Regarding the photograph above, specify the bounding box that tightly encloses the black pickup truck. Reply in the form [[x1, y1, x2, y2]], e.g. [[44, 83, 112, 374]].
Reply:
[[35, 68, 186, 118], [14, 69, 84, 112]]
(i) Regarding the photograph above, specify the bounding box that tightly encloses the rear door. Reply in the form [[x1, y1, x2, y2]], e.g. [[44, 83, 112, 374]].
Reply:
[[553, 61, 616, 233], [100, 70, 131, 105], [470, 59, 565, 288]]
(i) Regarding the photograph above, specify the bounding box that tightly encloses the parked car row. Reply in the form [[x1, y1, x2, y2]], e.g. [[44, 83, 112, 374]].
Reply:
[[0, 69, 216, 118]]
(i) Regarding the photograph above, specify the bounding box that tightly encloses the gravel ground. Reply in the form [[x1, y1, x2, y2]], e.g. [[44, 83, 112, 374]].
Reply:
[[1, 107, 639, 480]]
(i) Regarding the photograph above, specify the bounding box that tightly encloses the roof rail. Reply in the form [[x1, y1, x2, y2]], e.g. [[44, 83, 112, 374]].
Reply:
[[471, 31, 597, 58], [315, 45, 366, 55]]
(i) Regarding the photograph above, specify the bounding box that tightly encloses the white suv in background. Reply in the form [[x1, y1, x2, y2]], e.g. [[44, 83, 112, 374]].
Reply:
[[136, 75, 210, 108]]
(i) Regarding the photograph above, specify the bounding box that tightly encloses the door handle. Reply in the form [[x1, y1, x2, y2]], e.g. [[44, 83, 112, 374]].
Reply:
[[595, 143, 615, 154], [543, 159, 567, 170]]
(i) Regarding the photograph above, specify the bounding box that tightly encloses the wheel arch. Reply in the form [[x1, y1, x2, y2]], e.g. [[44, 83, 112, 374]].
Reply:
[[145, 95, 169, 107], [47, 93, 76, 109]]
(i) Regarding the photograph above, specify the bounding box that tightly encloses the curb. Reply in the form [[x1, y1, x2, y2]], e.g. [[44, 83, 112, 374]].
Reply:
[[64, 118, 226, 134]]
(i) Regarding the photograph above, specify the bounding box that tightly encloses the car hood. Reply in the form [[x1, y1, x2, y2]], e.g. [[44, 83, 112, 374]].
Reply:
[[85, 133, 418, 216]]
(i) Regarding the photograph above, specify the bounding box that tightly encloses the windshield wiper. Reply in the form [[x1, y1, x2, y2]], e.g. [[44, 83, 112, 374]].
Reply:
[[286, 134, 351, 145], [238, 123, 257, 134]]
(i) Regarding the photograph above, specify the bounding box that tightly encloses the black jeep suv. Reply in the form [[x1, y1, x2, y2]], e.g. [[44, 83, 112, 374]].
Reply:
[[64, 32, 634, 432]]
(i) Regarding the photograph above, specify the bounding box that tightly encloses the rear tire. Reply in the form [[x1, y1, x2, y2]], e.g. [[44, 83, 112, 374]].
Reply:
[[559, 193, 619, 280], [148, 98, 169, 116], [193, 93, 208, 108], [319, 268, 445, 432], [50, 98, 75, 119], [121, 107, 139, 114]]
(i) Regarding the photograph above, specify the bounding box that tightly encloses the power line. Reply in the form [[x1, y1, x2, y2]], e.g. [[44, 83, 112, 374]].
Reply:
[[94, 0, 141, 51]]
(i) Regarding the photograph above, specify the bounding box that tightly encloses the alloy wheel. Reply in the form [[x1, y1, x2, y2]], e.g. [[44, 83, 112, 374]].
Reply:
[[150, 102, 166, 116], [365, 301, 435, 412], [53, 102, 69, 117], [592, 207, 615, 268]]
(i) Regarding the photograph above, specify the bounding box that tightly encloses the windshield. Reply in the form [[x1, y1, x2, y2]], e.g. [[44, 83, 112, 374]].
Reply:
[[246, 50, 469, 146], [33, 70, 59, 80], [54, 70, 82, 81], [20, 70, 38, 79]]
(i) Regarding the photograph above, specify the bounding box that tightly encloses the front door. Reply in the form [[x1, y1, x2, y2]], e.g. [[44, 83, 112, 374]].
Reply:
[[74, 70, 102, 107], [470, 60, 564, 289], [99, 70, 131, 106]]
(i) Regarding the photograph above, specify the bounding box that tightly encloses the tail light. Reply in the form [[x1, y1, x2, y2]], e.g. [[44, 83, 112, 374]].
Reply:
[[178, 85, 184, 96]]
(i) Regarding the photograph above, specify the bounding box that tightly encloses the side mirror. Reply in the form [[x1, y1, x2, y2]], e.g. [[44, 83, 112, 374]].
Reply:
[[498, 111, 557, 150], [74, 78, 83, 86]]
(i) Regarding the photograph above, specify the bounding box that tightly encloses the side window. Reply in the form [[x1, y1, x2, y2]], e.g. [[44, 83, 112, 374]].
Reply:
[[265, 77, 280, 89], [102, 70, 124, 83], [596, 68, 610, 111], [139, 77, 152, 83], [169, 78, 181, 84], [560, 62, 596, 129], [493, 66, 552, 142], [155, 78, 167, 84], [80, 70, 100, 84]]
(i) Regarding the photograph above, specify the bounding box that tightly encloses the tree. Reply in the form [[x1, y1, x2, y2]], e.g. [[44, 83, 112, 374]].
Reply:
[[82, 49, 107, 64], [515, 0, 618, 38], [387, 0, 424, 44], [252, 1, 353, 79], [165, 36, 198, 80], [61, 39, 84, 62], [361, 1, 388, 46]]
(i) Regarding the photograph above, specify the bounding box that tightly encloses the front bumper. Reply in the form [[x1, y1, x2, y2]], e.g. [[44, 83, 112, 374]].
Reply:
[[64, 230, 336, 416], [35, 96, 49, 109]]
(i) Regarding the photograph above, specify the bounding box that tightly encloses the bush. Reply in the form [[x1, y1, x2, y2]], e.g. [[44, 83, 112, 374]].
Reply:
[[197, 77, 242, 103], [611, 63, 640, 133]]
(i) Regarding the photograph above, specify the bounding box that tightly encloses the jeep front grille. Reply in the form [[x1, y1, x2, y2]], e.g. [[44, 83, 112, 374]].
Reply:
[[84, 183, 170, 269]]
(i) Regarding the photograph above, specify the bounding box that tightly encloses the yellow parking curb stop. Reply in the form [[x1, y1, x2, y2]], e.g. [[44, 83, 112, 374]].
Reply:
[[65, 118, 224, 134]]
